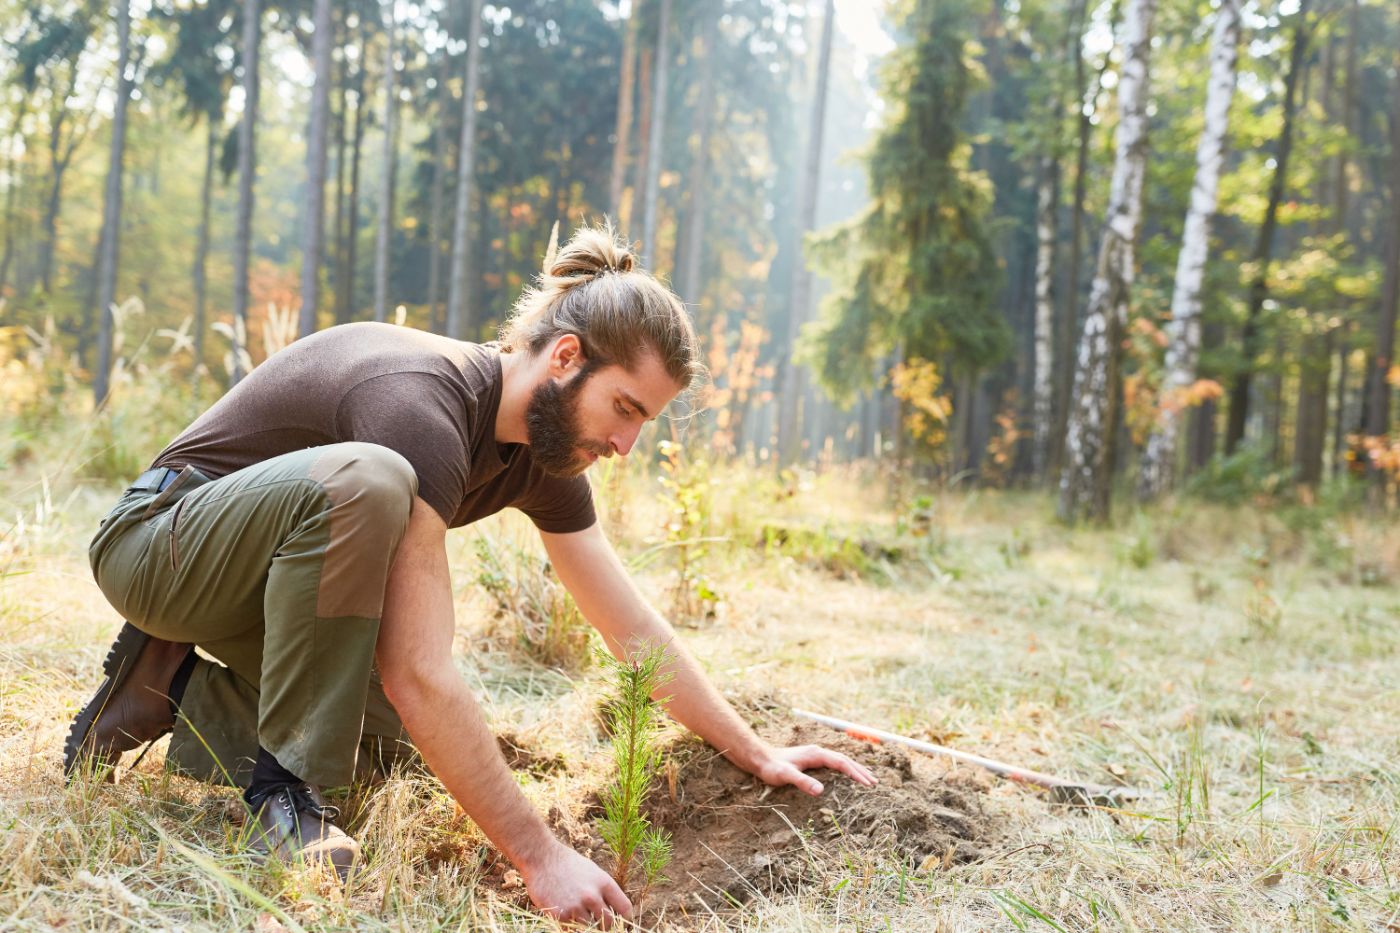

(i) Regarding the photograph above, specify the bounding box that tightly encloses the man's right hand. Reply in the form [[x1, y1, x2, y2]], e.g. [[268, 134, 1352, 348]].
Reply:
[[520, 841, 633, 928]]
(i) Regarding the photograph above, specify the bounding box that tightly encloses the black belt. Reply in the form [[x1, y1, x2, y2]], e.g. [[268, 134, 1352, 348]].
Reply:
[[130, 467, 180, 494]]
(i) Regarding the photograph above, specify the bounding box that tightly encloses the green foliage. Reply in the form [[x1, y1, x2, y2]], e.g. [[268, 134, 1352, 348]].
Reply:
[[655, 440, 721, 623], [803, 0, 1008, 405], [1185, 446, 1289, 505], [595, 642, 675, 897]]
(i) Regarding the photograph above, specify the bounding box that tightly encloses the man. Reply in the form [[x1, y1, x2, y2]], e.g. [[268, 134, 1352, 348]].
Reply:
[[66, 225, 875, 926]]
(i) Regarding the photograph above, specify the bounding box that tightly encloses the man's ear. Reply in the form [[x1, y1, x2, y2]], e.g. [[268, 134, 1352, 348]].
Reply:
[[543, 334, 582, 378], [547, 333, 585, 378]]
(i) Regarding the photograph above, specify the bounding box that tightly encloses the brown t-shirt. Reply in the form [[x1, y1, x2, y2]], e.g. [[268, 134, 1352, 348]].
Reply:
[[150, 322, 596, 533]]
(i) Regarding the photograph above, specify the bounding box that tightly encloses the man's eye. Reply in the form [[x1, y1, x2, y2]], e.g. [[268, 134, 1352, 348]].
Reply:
[[616, 403, 630, 417]]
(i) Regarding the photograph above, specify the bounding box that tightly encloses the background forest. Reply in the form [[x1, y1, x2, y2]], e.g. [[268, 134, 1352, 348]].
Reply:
[[1, 0, 1396, 510], [3, 1, 1400, 930]]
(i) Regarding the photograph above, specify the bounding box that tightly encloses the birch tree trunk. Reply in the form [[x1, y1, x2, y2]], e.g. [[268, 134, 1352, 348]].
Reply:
[[372, 4, 398, 324], [1137, 0, 1240, 500], [93, 0, 133, 407], [446, 0, 485, 340], [1224, 6, 1310, 454], [676, 7, 717, 307], [232, 0, 261, 386], [776, 0, 836, 466], [1031, 155, 1058, 481], [640, 0, 671, 269], [1057, 0, 1157, 524], [298, 0, 333, 337], [608, 0, 639, 225]]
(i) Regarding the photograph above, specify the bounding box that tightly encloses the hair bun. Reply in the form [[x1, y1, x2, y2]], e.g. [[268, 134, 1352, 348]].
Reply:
[[547, 226, 635, 282]]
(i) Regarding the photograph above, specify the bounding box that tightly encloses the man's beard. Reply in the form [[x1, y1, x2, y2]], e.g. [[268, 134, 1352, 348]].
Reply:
[[524, 363, 607, 478]]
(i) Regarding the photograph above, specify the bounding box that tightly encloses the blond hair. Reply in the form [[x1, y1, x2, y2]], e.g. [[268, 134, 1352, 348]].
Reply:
[[498, 223, 702, 388]]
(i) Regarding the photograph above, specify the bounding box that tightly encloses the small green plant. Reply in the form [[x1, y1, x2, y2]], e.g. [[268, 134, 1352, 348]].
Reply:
[[655, 440, 721, 622], [596, 642, 675, 898]]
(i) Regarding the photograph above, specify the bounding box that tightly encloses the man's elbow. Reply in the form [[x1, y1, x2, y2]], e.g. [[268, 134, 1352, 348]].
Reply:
[[378, 654, 449, 719]]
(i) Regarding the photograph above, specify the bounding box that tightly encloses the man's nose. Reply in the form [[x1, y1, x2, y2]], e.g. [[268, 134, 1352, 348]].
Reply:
[[610, 422, 643, 457]]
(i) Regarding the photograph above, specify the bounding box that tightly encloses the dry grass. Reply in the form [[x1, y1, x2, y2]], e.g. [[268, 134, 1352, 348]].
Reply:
[[2, 444, 1399, 930]]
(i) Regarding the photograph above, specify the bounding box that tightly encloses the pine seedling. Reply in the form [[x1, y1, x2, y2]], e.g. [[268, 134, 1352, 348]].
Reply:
[[596, 642, 675, 896]]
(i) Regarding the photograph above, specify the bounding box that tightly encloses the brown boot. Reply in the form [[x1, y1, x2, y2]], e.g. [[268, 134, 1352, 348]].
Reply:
[[248, 783, 361, 881], [64, 622, 192, 779]]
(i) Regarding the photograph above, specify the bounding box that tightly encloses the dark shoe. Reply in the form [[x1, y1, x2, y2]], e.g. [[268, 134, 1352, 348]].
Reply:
[[63, 622, 192, 779], [248, 783, 360, 881]]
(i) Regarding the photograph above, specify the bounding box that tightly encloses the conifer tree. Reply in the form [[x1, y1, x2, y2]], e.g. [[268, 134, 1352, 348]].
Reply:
[[805, 0, 1006, 448]]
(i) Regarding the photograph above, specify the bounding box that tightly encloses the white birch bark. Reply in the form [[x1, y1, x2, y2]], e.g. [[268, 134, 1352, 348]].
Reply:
[[446, 0, 485, 340], [1057, 0, 1157, 523], [1138, 0, 1240, 501], [299, 0, 333, 337], [1031, 156, 1057, 480], [372, 3, 398, 324]]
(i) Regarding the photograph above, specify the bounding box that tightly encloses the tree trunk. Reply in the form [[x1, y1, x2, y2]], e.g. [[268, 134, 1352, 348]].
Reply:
[[299, 0, 333, 337], [676, 7, 717, 309], [1332, 326, 1349, 476], [1058, 0, 1157, 524], [1137, 0, 1240, 500], [331, 18, 348, 327], [1294, 329, 1330, 487], [337, 20, 367, 326], [609, 0, 640, 226], [1363, 62, 1400, 449], [632, 46, 654, 242], [1223, 7, 1310, 454], [93, 1, 133, 407], [232, 0, 261, 385], [1031, 156, 1059, 482], [640, 0, 672, 269], [1053, 0, 1115, 478], [425, 54, 450, 334], [194, 116, 216, 368], [373, 3, 398, 324], [1335, 0, 1358, 233], [776, 0, 836, 466], [446, 0, 485, 340], [0, 98, 29, 295]]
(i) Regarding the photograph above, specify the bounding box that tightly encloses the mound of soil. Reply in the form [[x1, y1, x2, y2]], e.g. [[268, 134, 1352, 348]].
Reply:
[[545, 721, 996, 921]]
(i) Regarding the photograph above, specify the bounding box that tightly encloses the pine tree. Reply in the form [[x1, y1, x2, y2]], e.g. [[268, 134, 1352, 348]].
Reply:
[[805, 0, 1006, 451]]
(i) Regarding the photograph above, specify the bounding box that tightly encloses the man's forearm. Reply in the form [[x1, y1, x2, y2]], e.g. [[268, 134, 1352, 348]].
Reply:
[[599, 608, 768, 772], [386, 669, 556, 869]]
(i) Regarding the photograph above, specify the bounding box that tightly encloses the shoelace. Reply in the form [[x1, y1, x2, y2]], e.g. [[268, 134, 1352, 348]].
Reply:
[[259, 783, 342, 822]]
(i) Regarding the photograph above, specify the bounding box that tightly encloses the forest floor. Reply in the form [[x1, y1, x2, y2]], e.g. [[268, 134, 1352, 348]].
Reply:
[[1, 456, 1398, 931]]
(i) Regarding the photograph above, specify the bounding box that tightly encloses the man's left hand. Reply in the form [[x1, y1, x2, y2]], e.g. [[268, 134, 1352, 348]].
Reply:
[[751, 744, 880, 796]]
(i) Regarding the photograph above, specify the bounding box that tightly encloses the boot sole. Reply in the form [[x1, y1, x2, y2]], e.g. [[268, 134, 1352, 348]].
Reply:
[[62, 622, 152, 779]]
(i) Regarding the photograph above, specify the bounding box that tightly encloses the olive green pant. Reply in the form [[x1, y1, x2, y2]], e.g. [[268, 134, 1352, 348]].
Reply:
[[88, 442, 422, 788]]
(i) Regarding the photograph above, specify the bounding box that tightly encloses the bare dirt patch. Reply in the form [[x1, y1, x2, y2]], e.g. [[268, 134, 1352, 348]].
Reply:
[[529, 720, 998, 924]]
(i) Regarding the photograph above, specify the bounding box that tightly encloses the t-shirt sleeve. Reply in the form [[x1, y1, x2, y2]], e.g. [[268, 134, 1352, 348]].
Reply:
[[335, 373, 470, 526], [515, 469, 598, 534]]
